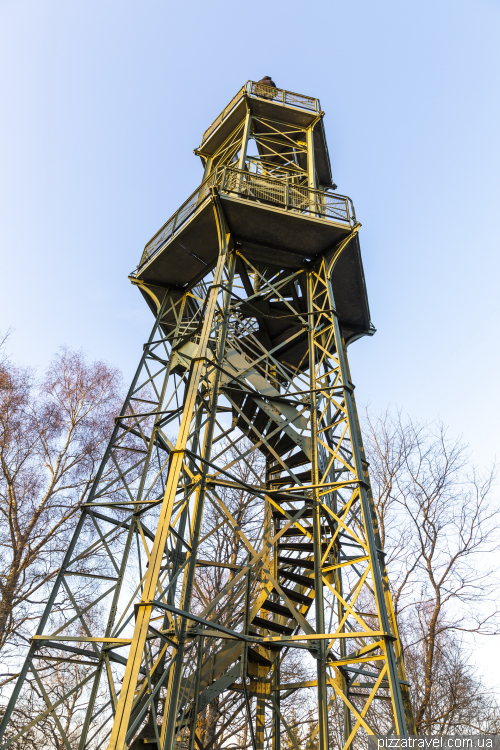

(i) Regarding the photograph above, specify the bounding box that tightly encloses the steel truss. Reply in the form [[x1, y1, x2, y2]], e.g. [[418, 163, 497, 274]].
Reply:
[[0, 82, 415, 750]]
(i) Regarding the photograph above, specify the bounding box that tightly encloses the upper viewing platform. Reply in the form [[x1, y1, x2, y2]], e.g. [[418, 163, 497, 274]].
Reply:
[[131, 79, 371, 346], [196, 80, 333, 187], [201, 80, 321, 144]]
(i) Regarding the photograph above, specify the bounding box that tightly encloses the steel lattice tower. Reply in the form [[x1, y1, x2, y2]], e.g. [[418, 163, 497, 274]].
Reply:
[[0, 80, 415, 750]]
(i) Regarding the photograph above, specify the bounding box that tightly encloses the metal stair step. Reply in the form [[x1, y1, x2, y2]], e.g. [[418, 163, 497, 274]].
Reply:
[[277, 542, 330, 552], [278, 450, 310, 470], [272, 433, 297, 456], [279, 527, 311, 537], [262, 599, 295, 618], [251, 616, 294, 635], [266, 449, 309, 470], [269, 469, 312, 484], [275, 585, 313, 607], [279, 569, 315, 588], [273, 508, 314, 519], [278, 555, 315, 570], [279, 524, 331, 537], [268, 491, 310, 504]]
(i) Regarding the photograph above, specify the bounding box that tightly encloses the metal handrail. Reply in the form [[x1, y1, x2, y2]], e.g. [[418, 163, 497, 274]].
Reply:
[[138, 167, 355, 270], [219, 168, 354, 225], [246, 81, 319, 112], [201, 81, 320, 145], [201, 85, 247, 145], [137, 171, 217, 267]]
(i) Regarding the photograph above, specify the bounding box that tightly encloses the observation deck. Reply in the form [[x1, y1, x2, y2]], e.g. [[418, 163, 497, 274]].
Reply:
[[197, 80, 332, 186], [131, 82, 373, 346]]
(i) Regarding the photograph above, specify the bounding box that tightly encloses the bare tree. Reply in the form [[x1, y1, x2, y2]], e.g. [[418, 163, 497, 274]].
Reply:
[[402, 615, 500, 734], [0, 605, 108, 750], [0, 347, 123, 675], [363, 408, 499, 733]]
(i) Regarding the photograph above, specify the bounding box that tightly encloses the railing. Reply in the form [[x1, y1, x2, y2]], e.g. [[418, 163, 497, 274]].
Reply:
[[201, 85, 246, 146], [138, 172, 215, 268], [201, 81, 320, 145], [138, 167, 355, 269], [247, 81, 318, 112], [220, 168, 354, 225]]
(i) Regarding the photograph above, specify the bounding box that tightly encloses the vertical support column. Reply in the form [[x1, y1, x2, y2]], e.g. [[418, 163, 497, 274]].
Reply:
[[242, 555, 258, 750], [306, 124, 317, 220], [271, 463, 281, 750], [160, 203, 237, 750], [306, 126, 316, 190], [187, 636, 204, 750], [324, 270, 409, 737], [107, 203, 233, 750], [324, 368, 352, 744], [238, 108, 252, 172], [255, 682, 266, 750], [202, 155, 213, 182], [336, 339, 416, 735], [338, 565, 352, 745], [255, 493, 272, 750], [307, 272, 330, 750]]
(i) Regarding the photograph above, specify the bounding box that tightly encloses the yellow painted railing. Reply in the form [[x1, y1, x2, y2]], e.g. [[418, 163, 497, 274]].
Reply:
[[201, 81, 320, 145], [138, 167, 354, 269]]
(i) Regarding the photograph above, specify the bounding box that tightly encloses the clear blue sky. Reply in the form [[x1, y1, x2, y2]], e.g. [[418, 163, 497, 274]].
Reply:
[[1, 0, 499, 675]]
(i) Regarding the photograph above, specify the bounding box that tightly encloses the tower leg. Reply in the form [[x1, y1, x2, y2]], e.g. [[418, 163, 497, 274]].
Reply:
[[324, 264, 409, 739], [110, 202, 235, 750], [308, 271, 330, 750], [160, 250, 236, 750]]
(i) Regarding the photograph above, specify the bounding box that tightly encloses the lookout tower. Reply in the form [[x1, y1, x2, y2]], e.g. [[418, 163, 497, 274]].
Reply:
[[0, 80, 414, 750]]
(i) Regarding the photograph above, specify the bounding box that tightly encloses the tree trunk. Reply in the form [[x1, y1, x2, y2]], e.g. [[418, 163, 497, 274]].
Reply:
[[204, 697, 220, 750]]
